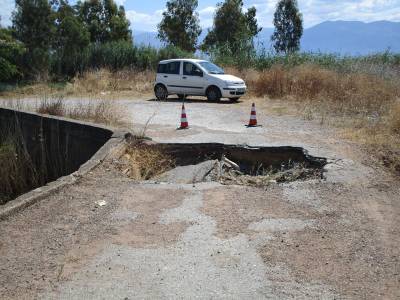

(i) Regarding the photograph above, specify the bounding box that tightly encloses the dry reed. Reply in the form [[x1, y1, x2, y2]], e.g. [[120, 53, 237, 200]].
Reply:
[[36, 96, 128, 127], [69, 69, 155, 96], [120, 141, 174, 180], [0, 132, 39, 204]]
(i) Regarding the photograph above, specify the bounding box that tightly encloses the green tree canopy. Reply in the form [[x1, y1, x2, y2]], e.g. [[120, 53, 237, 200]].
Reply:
[[77, 0, 132, 44], [53, 0, 90, 77], [201, 0, 261, 55], [271, 0, 303, 54], [157, 0, 202, 52], [12, 0, 56, 79], [0, 27, 26, 81]]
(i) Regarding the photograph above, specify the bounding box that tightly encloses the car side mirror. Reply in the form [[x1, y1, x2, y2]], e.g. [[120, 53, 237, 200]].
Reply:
[[193, 70, 203, 77]]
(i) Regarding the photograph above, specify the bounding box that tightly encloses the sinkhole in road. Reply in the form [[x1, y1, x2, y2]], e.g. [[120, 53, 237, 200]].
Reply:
[[119, 140, 327, 186]]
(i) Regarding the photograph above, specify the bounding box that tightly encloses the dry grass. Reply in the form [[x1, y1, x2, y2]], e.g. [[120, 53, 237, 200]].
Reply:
[[388, 101, 400, 134], [37, 96, 65, 116], [0, 134, 39, 204], [120, 140, 175, 180], [253, 64, 399, 114], [36, 96, 128, 127], [248, 64, 400, 175], [0, 68, 155, 99], [0, 83, 66, 98], [67, 100, 127, 126], [66, 69, 155, 96]]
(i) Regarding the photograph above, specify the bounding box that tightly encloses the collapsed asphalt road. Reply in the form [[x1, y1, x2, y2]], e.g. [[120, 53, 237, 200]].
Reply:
[[0, 98, 399, 299]]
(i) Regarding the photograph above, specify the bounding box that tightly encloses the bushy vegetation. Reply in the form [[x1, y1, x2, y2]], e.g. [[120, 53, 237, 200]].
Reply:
[[213, 50, 400, 78], [0, 27, 25, 82], [252, 64, 399, 113], [49, 41, 193, 78]]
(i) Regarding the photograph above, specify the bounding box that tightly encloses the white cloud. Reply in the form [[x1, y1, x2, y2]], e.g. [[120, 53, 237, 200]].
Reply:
[[126, 9, 165, 32], [198, 6, 216, 28], [199, 6, 216, 15], [0, 0, 14, 27]]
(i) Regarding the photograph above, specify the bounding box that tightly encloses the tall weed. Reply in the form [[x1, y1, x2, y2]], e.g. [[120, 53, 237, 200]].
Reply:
[[0, 128, 39, 204]]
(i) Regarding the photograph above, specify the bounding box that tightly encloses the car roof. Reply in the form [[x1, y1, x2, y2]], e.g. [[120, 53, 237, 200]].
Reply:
[[158, 58, 208, 64]]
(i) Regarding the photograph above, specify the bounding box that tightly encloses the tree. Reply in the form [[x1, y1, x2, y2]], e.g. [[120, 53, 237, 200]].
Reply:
[[53, 0, 90, 77], [12, 0, 56, 79], [0, 27, 26, 81], [201, 0, 261, 56], [271, 0, 303, 54], [158, 0, 202, 52], [77, 0, 132, 44]]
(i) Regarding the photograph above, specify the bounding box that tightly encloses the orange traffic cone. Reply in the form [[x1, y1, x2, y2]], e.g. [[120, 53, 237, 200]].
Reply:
[[178, 103, 189, 129], [247, 103, 258, 127]]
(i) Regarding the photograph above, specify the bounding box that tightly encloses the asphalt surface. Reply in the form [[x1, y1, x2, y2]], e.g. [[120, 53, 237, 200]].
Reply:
[[0, 97, 399, 299]]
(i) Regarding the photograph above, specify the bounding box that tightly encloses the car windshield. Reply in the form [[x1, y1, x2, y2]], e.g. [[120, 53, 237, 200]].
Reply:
[[199, 61, 224, 74]]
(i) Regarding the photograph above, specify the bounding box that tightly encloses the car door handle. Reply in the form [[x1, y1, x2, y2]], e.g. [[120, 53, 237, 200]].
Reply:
[[163, 75, 168, 78], [182, 76, 187, 79]]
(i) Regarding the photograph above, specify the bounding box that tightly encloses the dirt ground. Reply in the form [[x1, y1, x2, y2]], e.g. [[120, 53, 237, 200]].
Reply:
[[0, 97, 399, 299]]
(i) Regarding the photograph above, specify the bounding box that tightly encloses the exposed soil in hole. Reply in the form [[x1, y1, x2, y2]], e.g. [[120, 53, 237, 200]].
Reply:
[[118, 139, 327, 186]]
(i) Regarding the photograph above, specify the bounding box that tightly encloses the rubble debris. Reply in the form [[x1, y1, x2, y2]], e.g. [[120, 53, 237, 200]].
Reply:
[[95, 200, 107, 207], [118, 141, 326, 186]]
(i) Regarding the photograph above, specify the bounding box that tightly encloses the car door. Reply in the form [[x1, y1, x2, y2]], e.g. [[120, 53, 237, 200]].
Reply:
[[182, 62, 205, 95], [160, 61, 181, 94]]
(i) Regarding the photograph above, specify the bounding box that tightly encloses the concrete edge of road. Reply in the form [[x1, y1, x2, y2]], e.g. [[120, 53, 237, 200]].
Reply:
[[0, 121, 128, 221]]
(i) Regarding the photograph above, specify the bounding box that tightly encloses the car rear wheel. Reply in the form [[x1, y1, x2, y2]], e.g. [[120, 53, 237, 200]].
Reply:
[[206, 86, 221, 102], [155, 84, 168, 100]]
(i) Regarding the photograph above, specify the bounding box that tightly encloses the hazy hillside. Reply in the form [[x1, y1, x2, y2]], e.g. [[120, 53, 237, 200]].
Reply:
[[133, 31, 162, 48], [301, 21, 400, 54], [134, 21, 400, 55]]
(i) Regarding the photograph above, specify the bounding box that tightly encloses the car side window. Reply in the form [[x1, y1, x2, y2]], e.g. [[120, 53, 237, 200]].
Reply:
[[183, 62, 202, 76], [157, 64, 166, 73], [157, 62, 181, 74]]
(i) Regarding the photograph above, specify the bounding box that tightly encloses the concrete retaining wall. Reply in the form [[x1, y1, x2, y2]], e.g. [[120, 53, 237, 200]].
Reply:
[[0, 108, 117, 210]]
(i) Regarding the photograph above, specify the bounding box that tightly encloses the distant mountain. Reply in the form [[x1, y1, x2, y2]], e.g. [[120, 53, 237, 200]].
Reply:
[[133, 31, 161, 48], [301, 21, 400, 54], [133, 21, 400, 55]]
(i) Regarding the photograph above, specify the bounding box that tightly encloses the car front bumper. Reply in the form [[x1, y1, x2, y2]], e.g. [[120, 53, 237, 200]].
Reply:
[[222, 86, 247, 98]]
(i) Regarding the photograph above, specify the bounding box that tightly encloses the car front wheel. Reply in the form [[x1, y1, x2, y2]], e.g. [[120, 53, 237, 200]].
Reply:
[[206, 86, 221, 102], [155, 84, 168, 100]]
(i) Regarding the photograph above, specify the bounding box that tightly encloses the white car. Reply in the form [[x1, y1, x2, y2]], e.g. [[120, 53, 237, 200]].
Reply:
[[154, 59, 247, 102]]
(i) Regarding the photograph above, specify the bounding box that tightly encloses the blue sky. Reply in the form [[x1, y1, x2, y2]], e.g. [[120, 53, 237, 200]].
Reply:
[[1, 0, 400, 31]]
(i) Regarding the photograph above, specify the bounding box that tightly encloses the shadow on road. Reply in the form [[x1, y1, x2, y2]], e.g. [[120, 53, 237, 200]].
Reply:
[[146, 97, 242, 104]]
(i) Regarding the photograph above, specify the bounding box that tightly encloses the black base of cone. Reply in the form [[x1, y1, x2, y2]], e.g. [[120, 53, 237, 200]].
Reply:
[[177, 126, 190, 130], [245, 124, 262, 128]]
